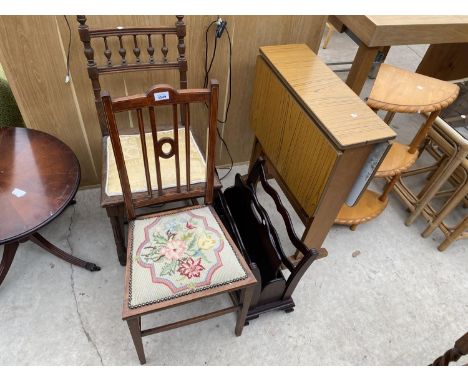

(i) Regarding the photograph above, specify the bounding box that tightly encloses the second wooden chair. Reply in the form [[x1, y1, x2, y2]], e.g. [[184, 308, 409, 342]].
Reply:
[[77, 16, 222, 266]]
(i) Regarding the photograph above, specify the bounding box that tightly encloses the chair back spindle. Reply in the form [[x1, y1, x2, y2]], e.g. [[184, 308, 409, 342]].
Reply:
[[102, 81, 219, 220], [77, 15, 188, 136]]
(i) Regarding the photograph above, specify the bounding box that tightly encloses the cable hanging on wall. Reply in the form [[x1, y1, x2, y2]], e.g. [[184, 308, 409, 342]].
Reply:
[[203, 17, 234, 181], [63, 15, 72, 84]]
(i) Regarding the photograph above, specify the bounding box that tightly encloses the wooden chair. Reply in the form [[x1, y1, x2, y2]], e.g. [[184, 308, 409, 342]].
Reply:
[[77, 16, 220, 266], [101, 81, 256, 365], [336, 64, 459, 230], [214, 158, 327, 323]]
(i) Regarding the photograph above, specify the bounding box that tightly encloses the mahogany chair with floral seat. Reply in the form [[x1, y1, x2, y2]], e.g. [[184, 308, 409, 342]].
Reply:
[[102, 80, 257, 364], [77, 15, 221, 266]]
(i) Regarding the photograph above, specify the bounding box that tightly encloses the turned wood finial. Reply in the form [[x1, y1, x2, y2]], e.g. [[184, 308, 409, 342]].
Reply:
[[76, 15, 96, 66], [76, 15, 87, 27], [175, 15, 187, 72]]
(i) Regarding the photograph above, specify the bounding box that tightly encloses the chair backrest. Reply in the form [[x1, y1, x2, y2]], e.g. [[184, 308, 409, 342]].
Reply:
[[77, 15, 187, 136], [102, 80, 219, 221]]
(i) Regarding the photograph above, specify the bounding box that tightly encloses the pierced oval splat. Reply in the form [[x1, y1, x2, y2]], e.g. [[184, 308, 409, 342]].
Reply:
[[157, 137, 175, 159]]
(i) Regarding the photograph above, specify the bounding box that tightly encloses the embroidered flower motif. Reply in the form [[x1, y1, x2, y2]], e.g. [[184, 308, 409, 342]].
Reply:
[[159, 239, 187, 260], [164, 220, 181, 233], [177, 258, 205, 279], [197, 234, 216, 250]]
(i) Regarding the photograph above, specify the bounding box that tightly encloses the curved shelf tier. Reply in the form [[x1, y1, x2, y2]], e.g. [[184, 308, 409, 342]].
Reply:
[[335, 189, 388, 226], [375, 142, 419, 178]]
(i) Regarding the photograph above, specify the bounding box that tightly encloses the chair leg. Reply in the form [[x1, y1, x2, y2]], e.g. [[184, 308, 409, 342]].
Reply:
[[106, 206, 127, 266], [235, 286, 254, 336], [127, 317, 146, 365], [406, 155, 462, 227], [422, 181, 468, 238], [437, 216, 468, 252]]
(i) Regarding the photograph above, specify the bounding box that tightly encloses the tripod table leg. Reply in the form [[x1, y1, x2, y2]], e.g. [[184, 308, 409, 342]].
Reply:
[[29, 232, 100, 271], [0, 241, 19, 287]]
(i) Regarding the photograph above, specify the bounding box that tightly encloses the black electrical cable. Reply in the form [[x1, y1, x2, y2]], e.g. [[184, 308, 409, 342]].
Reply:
[[64, 15, 72, 82], [217, 27, 232, 125], [203, 18, 234, 181], [216, 122, 234, 180], [204, 20, 218, 88]]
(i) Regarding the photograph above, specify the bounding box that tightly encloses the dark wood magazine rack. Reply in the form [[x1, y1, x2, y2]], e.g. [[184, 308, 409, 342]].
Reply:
[[214, 158, 327, 323]]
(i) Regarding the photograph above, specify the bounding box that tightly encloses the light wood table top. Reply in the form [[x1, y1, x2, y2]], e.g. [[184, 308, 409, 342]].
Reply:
[[336, 16, 468, 47], [259, 44, 395, 149]]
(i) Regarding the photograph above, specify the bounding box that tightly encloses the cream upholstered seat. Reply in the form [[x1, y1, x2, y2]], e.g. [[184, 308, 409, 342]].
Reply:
[[126, 205, 249, 309], [106, 129, 207, 196]]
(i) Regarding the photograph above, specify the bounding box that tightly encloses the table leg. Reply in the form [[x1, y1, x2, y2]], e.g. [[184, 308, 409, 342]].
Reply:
[[0, 242, 19, 287], [297, 145, 374, 257], [248, 137, 275, 180], [346, 45, 380, 95], [106, 205, 127, 266], [29, 232, 100, 271]]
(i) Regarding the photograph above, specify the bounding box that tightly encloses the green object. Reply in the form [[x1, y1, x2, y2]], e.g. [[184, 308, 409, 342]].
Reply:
[[0, 65, 25, 128]]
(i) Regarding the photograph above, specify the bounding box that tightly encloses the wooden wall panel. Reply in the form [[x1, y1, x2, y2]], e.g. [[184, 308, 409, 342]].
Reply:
[[0, 15, 326, 186], [219, 16, 326, 164], [0, 16, 98, 185]]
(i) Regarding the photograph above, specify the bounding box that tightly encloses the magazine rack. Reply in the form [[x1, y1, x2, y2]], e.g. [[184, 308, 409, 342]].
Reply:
[[214, 158, 327, 323]]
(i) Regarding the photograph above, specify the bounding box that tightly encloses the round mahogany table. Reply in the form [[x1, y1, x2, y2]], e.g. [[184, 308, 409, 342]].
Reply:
[[0, 127, 100, 287]]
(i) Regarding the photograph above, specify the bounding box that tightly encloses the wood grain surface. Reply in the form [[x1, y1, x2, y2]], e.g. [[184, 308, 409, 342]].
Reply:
[[0, 16, 326, 186], [251, 56, 338, 217], [336, 16, 468, 47], [367, 63, 460, 113], [0, 16, 97, 185], [259, 44, 395, 149]]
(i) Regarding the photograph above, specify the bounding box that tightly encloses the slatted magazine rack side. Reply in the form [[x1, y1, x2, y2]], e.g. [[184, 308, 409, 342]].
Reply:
[[214, 158, 326, 322]]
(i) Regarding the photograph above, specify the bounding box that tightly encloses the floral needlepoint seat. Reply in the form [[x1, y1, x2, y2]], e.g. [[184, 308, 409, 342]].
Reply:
[[127, 205, 248, 309]]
